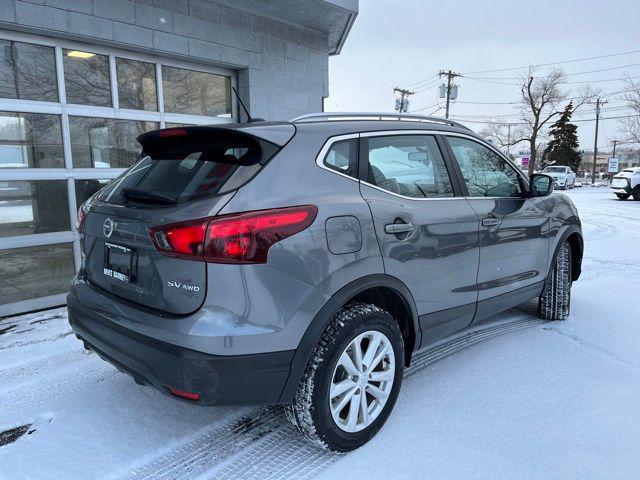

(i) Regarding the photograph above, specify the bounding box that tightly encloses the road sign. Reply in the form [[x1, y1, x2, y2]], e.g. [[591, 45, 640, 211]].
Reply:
[[608, 157, 619, 173]]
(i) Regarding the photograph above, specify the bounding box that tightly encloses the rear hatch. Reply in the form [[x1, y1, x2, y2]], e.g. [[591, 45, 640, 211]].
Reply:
[[79, 125, 287, 315]]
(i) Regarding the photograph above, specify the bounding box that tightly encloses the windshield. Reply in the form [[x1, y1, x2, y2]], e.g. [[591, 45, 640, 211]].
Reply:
[[96, 131, 278, 206], [543, 166, 567, 173]]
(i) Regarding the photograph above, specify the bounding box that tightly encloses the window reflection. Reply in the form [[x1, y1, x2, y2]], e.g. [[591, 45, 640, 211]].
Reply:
[[116, 58, 157, 111], [0, 180, 70, 237], [0, 40, 58, 102], [162, 66, 231, 116], [0, 111, 64, 168], [0, 243, 75, 304], [63, 49, 111, 106], [69, 117, 157, 168], [75, 178, 110, 207]]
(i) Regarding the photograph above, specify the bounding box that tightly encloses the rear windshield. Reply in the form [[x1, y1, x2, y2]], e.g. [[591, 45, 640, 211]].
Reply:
[[97, 129, 279, 206], [543, 166, 566, 173]]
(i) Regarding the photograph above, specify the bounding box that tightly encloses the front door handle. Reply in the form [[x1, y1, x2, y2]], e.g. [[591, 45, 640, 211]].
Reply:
[[385, 222, 415, 234], [481, 217, 502, 227]]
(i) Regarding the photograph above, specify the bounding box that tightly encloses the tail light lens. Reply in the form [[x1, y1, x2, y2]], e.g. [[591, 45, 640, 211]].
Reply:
[[150, 205, 317, 264], [76, 202, 90, 233]]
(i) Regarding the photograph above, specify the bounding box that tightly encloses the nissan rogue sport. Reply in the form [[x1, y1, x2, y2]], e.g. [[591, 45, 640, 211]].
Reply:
[[67, 112, 583, 452]]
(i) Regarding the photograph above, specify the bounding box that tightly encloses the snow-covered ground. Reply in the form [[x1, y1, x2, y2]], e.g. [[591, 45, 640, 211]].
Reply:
[[1, 188, 639, 480]]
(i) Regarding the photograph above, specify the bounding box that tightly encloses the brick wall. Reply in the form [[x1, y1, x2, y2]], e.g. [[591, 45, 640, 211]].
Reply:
[[0, 0, 331, 120]]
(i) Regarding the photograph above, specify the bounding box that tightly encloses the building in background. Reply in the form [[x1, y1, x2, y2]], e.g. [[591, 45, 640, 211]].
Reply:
[[0, 0, 358, 316]]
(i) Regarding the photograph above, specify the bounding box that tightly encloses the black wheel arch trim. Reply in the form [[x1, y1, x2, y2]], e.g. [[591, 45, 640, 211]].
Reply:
[[278, 274, 420, 403], [543, 224, 583, 295]]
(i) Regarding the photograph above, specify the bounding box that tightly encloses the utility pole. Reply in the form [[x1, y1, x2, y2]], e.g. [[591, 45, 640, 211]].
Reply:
[[611, 139, 618, 158], [393, 87, 414, 113], [589, 97, 608, 184], [438, 70, 461, 118]]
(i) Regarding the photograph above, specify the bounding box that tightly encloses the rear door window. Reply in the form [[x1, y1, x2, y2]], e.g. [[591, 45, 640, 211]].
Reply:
[[97, 128, 278, 206], [366, 134, 454, 198]]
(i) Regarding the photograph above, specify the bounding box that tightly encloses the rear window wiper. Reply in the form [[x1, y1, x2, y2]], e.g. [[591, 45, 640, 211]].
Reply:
[[122, 188, 177, 205]]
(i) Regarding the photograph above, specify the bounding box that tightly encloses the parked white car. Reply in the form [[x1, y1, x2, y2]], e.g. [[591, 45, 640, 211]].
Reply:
[[611, 167, 640, 200], [542, 166, 576, 190]]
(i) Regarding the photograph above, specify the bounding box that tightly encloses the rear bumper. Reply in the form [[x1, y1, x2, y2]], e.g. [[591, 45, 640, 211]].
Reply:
[[612, 186, 631, 194], [67, 293, 294, 405]]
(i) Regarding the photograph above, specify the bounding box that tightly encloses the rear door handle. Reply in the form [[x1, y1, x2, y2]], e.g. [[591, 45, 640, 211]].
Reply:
[[481, 217, 502, 227], [385, 222, 415, 234]]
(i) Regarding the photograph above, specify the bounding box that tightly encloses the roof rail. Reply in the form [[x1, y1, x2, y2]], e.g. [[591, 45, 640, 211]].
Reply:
[[289, 112, 471, 130]]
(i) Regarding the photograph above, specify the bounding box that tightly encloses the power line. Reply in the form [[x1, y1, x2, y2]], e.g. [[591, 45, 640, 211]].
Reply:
[[460, 48, 640, 75]]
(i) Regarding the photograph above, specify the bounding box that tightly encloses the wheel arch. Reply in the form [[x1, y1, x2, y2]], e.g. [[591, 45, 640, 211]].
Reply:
[[279, 274, 420, 403], [543, 225, 583, 296]]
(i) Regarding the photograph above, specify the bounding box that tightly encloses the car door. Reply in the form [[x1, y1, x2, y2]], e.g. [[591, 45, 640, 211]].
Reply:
[[443, 135, 550, 319], [359, 132, 480, 344]]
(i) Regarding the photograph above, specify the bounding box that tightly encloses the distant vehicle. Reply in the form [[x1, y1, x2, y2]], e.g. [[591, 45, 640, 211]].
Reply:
[[611, 167, 640, 200], [542, 165, 576, 190]]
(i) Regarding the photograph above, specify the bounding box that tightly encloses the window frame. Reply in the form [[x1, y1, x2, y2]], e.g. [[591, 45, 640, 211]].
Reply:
[[0, 29, 238, 314]]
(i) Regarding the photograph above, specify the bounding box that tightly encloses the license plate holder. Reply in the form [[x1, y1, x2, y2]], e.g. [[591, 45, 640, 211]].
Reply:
[[104, 243, 136, 283]]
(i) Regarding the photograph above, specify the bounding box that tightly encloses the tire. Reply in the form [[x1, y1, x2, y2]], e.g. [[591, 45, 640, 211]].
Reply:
[[538, 242, 572, 321], [616, 193, 630, 200], [633, 186, 640, 201], [286, 303, 404, 452]]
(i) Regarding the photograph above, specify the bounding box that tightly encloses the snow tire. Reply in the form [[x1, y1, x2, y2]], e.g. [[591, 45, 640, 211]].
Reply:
[[286, 302, 404, 452], [538, 241, 572, 321]]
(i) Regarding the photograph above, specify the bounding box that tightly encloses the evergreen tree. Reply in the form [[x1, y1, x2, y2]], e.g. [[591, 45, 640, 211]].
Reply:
[[542, 102, 581, 171]]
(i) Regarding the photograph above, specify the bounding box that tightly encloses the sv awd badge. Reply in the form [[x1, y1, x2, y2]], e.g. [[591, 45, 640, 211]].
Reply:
[[167, 281, 201, 292]]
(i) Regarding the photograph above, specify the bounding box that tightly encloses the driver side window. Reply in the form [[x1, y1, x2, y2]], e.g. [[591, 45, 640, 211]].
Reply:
[[447, 136, 523, 197]]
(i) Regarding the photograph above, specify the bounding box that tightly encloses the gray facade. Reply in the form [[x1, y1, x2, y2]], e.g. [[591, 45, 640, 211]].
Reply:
[[0, 0, 358, 316], [0, 0, 358, 120]]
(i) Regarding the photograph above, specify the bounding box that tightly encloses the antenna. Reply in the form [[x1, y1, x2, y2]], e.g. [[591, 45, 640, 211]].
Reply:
[[232, 86, 254, 123]]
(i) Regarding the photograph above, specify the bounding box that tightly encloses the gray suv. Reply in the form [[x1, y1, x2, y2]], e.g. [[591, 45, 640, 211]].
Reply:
[[67, 112, 583, 452]]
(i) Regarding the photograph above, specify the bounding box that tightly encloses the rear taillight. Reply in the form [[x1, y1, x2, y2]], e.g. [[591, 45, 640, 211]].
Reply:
[[150, 205, 317, 264], [76, 202, 89, 233]]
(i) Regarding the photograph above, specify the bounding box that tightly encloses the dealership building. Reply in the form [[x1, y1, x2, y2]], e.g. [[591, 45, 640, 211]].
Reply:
[[0, 0, 358, 316]]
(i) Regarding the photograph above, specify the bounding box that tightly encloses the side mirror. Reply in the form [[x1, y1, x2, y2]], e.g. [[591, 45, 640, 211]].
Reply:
[[530, 173, 554, 197]]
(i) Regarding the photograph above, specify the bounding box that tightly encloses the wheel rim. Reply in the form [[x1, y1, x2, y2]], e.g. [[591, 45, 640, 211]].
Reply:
[[329, 330, 396, 433]]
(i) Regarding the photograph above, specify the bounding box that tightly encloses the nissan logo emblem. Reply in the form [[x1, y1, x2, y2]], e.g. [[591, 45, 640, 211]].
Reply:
[[103, 218, 115, 238]]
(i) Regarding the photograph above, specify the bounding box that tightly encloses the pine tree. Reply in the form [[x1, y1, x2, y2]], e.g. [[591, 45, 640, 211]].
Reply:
[[542, 102, 581, 171]]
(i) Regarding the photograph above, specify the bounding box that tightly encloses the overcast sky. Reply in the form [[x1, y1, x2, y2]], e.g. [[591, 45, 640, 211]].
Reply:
[[326, 0, 640, 154]]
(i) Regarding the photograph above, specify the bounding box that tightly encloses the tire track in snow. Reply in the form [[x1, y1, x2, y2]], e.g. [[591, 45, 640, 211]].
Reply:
[[121, 407, 284, 480], [118, 315, 544, 480], [0, 356, 118, 417], [0, 349, 92, 385]]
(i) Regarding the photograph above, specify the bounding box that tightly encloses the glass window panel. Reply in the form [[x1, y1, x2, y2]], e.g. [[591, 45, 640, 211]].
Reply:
[[164, 122, 194, 128], [447, 137, 523, 198], [0, 111, 64, 168], [367, 135, 454, 198], [323, 139, 358, 178], [0, 243, 75, 305], [162, 66, 231, 117], [0, 40, 58, 102], [63, 49, 111, 106], [116, 58, 157, 111], [69, 117, 157, 168], [0, 180, 70, 237], [75, 179, 111, 207]]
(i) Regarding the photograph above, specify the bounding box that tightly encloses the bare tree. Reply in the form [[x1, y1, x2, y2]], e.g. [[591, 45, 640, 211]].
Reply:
[[511, 67, 596, 175], [517, 68, 568, 176], [620, 78, 640, 144]]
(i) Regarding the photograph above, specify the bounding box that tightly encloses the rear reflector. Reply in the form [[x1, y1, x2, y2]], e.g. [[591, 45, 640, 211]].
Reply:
[[150, 205, 317, 264], [169, 387, 201, 401]]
